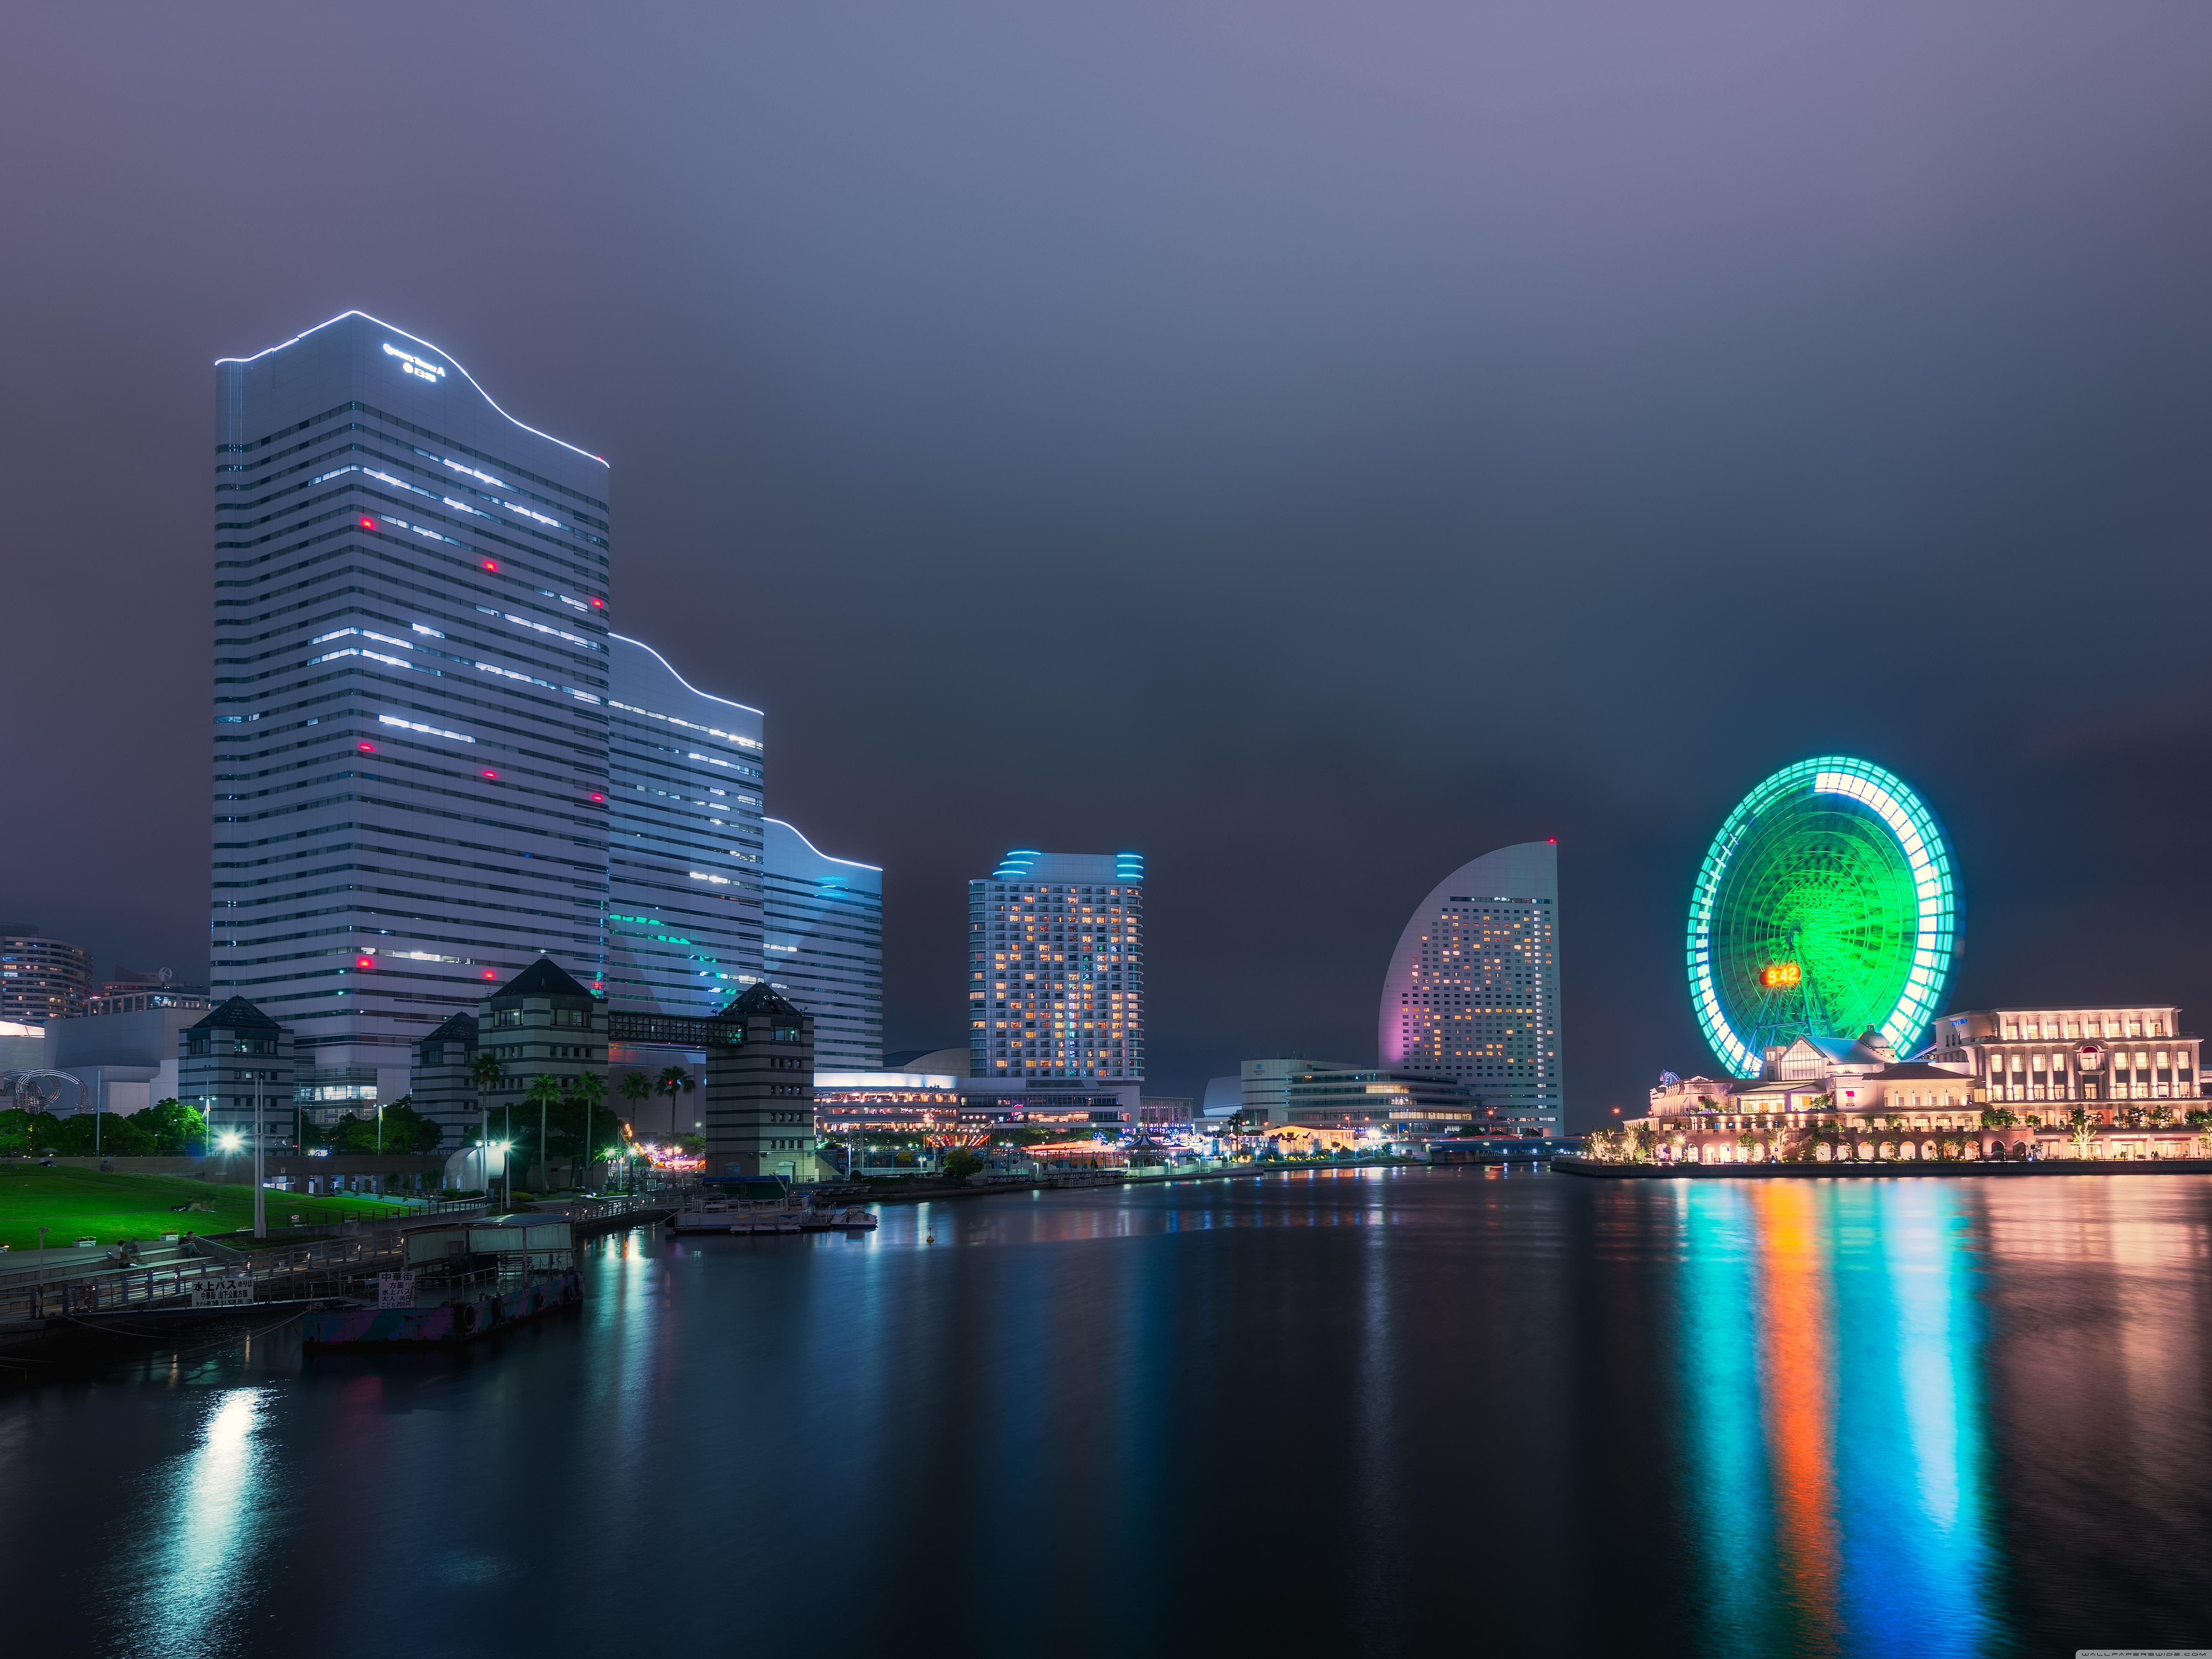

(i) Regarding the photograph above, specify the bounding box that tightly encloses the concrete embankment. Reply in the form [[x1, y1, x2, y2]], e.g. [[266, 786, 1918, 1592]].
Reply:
[[842, 1156, 1421, 1207], [1552, 1154, 2212, 1179]]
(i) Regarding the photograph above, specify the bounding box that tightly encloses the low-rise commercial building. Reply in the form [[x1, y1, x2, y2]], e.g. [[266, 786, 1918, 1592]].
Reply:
[[704, 983, 818, 1181], [179, 997, 296, 1149], [1621, 1005, 2210, 1165]]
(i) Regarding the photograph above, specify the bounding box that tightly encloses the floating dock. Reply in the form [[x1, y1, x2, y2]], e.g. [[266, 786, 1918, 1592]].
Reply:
[[300, 1268, 580, 1348]]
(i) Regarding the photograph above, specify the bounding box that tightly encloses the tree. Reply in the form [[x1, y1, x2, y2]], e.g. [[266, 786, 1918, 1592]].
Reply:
[[571, 1071, 607, 1189], [1979, 1105, 2017, 1129], [139, 1097, 210, 1155], [942, 1147, 984, 1181], [656, 1065, 696, 1130], [326, 1100, 442, 1154], [526, 1073, 565, 1189], [1629, 1123, 1657, 1163], [1584, 1128, 1619, 1162], [2068, 1106, 2098, 1160], [470, 1048, 507, 1096], [619, 1069, 652, 1123]]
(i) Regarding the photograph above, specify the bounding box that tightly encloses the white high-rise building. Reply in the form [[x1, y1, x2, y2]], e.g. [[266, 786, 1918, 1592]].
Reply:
[[1377, 840, 1563, 1135], [604, 634, 767, 1016], [763, 818, 882, 1070], [969, 850, 1144, 1081], [212, 312, 613, 1109]]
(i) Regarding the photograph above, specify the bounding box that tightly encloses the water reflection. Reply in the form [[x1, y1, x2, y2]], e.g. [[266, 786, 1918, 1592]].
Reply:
[[111, 1387, 274, 1659], [1678, 1183, 2000, 1657]]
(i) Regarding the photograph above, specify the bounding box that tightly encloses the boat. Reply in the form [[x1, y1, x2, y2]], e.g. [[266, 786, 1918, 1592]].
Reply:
[[666, 1190, 877, 1236]]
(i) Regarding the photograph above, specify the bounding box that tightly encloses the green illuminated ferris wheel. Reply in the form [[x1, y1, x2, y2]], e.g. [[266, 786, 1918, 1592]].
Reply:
[[1686, 756, 1957, 1078]]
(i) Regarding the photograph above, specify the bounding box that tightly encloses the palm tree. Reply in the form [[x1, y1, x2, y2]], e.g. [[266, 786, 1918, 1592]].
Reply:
[[656, 1065, 695, 1131], [526, 1073, 564, 1191], [572, 1070, 607, 1191], [470, 1049, 506, 1096]]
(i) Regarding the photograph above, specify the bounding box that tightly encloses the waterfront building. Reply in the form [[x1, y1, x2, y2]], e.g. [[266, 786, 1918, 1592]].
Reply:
[[211, 311, 613, 1117], [1627, 1002, 2210, 1164], [703, 983, 818, 1180], [605, 634, 766, 1019], [179, 997, 296, 1148], [1138, 1096, 1193, 1128], [764, 817, 882, 1069], [1920, 1005, 2201, 1107], [1240, 1057, 1359, 1124], [0, 928, 93, 1025], [410, 1012, 480, 1145], [970, 850, 1144, 1081], [1377, 841, 1563, 1136], [47, 999, 216, 1116], [475, 960, 607, 1136]]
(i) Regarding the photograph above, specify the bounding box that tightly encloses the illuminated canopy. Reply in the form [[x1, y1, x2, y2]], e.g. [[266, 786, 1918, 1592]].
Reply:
[[1686, 756, 1957, 1077]]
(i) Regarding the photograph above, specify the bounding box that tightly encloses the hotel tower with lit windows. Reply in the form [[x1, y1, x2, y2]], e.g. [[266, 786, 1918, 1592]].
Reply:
[[971, 851, 1144, 1081], [212, 312, 615, 1111], [1377, 841, 1563, 1136]]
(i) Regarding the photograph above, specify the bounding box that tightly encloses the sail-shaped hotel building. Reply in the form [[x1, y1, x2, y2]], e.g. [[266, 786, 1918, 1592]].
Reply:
[[1377, 840, 1563, 1136]]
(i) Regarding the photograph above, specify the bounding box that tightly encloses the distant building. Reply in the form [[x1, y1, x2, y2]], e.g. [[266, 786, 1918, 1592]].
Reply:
[[704, 983, 818, 1180], [0, 1020, 43, 1073], [0, 928, 92, 1025], [604, 634, 767, 1019], [179, 997, 296, 1149], [1201, 1075, 1243, 1118], [211, 311, 613, 1121], [884, 1046, 969, 1075], [970, 850, 1144, 1082], [410, 1012, 480, 1146], [99, 968, 208, 1001], [764, 817, 882, 1069], [1378, 841, 1563, 1136], [1240, 1057, 1360, 1125], [1259, 1063, 1477, 1132], [1138, 1096, 1193, 1128], [84, 990, 212, 1018], [47, 1000, 215, 1116]]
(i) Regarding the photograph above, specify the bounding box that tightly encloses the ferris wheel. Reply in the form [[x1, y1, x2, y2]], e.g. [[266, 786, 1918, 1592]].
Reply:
[[1686, 756, 1958, 1078]]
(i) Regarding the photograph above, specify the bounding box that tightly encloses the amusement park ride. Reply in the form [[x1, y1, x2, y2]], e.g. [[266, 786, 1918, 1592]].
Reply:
[[1686, 756, 1959, 1077]]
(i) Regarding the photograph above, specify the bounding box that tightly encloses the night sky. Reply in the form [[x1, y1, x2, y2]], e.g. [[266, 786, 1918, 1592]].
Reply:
[[6, 6, 2211, 1122]]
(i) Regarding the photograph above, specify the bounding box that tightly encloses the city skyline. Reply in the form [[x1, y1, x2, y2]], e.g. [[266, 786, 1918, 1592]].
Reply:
[[10, 9, 2212, 1121]]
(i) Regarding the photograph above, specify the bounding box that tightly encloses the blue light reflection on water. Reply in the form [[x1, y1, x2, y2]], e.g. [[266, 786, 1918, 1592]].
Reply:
[[1678, 1180, 2004, 1657]]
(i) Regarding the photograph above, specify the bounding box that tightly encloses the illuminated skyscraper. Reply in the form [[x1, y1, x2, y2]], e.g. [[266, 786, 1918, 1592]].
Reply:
[[604, 634, 766, 1016], [969, 850, 1144, 1081], [763, 818, 881, 1070], [211, 311, 613, 1111], [1377, 840, 1562, 1135]]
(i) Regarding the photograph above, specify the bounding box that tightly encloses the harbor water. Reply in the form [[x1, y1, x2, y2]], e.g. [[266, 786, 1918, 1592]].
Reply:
[[5, 1166, 2211, 1657]]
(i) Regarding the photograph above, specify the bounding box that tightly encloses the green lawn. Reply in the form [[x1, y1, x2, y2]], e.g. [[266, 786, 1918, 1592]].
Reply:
[[0, 1165, 425, 1253]]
